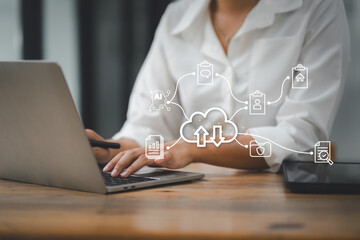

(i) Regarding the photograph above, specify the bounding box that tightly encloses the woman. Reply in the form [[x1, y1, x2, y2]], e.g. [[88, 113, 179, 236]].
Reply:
[[87, 0, 350, 178]]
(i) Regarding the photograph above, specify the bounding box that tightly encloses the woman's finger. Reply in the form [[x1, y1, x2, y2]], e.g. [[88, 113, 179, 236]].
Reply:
[[103, 151, 125, 172], [85, 129, 103, 141], [93, 147, 110, 157], [154, 151, 172, 165], [111, 149, 143, 177], [121, 155, 152, 177]]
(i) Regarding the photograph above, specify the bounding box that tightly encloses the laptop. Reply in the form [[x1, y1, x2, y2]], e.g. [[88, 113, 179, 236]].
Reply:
[[0, 61, 204, 194]]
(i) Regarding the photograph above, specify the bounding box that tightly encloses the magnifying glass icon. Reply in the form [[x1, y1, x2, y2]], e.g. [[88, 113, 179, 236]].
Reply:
[[326, 158, 334, 165], [320, 151, 334, 165]]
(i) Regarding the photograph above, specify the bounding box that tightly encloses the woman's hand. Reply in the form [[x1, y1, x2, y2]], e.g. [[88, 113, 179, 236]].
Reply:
[[103, 139, 195, 177], [86, 129, 113, 164], [86, 129, 140, 164]]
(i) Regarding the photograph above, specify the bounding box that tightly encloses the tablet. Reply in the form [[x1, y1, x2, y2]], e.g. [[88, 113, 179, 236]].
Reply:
[[282, 160, 360, 194]]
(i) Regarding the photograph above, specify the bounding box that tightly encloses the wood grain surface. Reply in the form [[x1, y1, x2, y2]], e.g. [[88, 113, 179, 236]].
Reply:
[[0, 163, 359, 240]]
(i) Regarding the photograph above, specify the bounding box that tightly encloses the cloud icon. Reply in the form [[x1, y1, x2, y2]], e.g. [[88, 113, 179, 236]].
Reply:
[[180, 107, 238, 147]]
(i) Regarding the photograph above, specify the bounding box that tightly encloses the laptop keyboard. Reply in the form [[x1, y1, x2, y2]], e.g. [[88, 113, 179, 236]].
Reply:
[[101, 172, 156, 186]]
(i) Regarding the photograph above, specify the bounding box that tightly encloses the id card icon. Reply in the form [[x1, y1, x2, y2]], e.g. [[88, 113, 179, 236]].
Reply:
[[314, 141, 333, 165], [292, 64, 308, 89], [145, 135, 164, 159], [249, 90, 266, 115], [197, 60, 213, 85]]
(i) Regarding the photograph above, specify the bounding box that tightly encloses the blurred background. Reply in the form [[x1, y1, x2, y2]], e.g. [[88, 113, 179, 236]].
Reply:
[[0, 0, 359, 161]]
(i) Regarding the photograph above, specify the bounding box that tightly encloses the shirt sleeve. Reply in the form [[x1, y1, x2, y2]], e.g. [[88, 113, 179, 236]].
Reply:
[[112, 6, 183, 146], [247, 0, 351, 172]]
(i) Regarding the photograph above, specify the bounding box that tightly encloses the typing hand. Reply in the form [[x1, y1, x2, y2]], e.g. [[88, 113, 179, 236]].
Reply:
[[103, 139, 195, 177]]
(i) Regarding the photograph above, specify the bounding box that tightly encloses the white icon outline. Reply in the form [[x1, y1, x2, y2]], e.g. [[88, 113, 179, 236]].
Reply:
[[150, 90, 171, 111], [314, 141, 333, 165], [180, 107, 238, 148], [210, 125, 225, 147], [148, 62, 318, 164], [145, 135, 164, 159], [197, 60, 214, 85], [249, 90, 266, 115], [292, 64, 308, 89], [194, 125, 208, 148], [249, 140, 272, 157]]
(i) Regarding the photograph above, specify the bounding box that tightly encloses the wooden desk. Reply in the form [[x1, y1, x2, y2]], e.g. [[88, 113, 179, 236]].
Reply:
[[0, 163, 359, 240]]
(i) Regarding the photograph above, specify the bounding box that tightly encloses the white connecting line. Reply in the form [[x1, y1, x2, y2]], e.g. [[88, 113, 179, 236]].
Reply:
[[168, 72, 249, 121], [167, 101, 189, 120], [168, 133, 313, 156], [166, 72, 195, 121], [168, 72, 196, 103], [235, 139, 248, 148], [237, 132, 313, 155], [168, 132, 313, 156], [215, 73, 248, 105], [168, 136, 248, 150], [166, 137, 182, 150], [267, 76, 290, 105], [229, 106, 248, 121]]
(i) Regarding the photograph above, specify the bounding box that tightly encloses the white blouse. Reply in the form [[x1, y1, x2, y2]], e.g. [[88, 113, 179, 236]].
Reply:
[[113, 0, 350, 172]]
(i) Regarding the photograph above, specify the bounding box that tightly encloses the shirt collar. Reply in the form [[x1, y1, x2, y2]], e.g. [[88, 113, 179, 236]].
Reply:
[[237, 0, 303, 35], [171, 0, 210, 36], [171, 0, 303, 37]]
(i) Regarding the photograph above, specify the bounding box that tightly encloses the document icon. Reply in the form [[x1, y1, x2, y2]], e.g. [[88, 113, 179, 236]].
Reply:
[[292, 64, 308, 89], [314, 141, 333, 165], [145, 135, 164, 159], [197, 60, 213, 85], [249, 90, 266, 115]]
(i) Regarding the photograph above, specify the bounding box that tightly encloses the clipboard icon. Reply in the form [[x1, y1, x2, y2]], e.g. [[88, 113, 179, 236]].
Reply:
[[249, 90, 266, 115], [197, 60, 214, 85], [292, 64, 308, 89]]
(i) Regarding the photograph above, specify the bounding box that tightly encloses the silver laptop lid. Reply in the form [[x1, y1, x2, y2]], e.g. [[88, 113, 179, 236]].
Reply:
[[0, 61, 106, 193]]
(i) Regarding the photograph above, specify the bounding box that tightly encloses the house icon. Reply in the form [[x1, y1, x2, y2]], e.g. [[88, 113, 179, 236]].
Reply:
[[295, 73, 305, 82]]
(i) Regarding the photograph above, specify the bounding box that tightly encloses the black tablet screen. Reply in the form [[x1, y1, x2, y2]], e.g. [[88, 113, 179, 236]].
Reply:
[[284, 161, 360, 184]]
